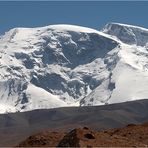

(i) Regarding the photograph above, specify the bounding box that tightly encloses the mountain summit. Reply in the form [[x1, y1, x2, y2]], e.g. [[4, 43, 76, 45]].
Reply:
[[102, 22, 148, 46], [0, 23, 148, 113]]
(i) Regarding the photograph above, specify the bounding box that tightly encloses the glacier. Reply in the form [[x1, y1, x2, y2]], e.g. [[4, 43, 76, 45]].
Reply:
[[0, 23, 148, 113]]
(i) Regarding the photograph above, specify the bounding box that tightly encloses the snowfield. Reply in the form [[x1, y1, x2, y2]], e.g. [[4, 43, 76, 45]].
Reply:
[[0, 23, 148, 113]]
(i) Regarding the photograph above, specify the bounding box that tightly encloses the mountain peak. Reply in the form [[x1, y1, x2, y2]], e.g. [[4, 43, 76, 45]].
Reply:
[[103, 22, 148, 31], [46, 24, 100, 33], [102, 22, 148, 46]]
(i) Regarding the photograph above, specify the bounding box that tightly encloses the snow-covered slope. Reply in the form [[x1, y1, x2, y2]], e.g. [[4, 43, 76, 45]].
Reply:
[[102, 22, 148, 46], [0, 23, 148, 113]]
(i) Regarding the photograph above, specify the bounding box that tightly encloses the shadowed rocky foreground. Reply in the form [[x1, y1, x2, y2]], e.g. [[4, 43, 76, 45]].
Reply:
[[18, 122, 148, 147], [0, 99, 148, 146]]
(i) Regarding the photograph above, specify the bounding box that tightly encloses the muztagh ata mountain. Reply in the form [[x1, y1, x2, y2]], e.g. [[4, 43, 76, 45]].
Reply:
[[0, 22, 148, 113]]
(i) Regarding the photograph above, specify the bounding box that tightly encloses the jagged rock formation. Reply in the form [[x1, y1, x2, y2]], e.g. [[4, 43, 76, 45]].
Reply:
[[18, 122, 148, 147]]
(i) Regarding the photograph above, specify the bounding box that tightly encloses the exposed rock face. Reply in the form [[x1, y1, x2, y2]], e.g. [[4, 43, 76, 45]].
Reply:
[[102, 22, 148, 46], [18, 122, 148, 147], [18, 131, 65, 147], [58, 128, 96, 147]]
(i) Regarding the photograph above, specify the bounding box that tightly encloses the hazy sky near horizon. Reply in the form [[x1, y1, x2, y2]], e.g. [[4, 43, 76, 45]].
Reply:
[[0, 1, 148, 35]]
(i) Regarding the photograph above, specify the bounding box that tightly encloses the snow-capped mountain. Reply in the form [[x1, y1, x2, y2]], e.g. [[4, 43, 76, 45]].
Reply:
[[102, 22, 148, 46], [0, 23, 148, 113]]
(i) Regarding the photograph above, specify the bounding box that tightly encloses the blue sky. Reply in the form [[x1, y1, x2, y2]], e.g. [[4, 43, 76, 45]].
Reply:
[[0, 1, 148, 35]]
